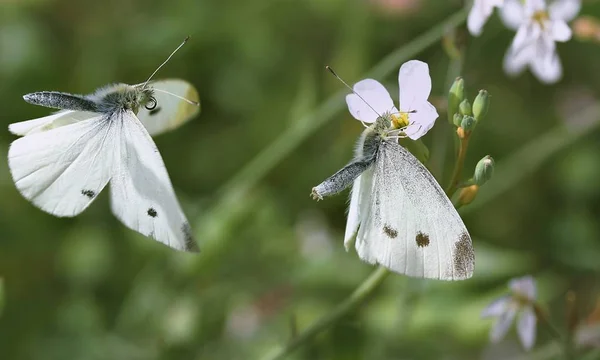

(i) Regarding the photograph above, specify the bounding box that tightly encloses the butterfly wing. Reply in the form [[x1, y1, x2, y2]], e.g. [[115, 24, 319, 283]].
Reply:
[[8, 116, 115, 216], [136, 79, 200, 136], [9, 110, 98, 136], [110, 111, 198, 252], [355, 140, 474, 280], [344, 166, 376, 250]]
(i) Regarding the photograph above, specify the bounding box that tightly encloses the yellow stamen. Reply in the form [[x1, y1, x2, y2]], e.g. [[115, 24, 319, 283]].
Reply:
[[391, 112, 410, 129], [532, 10, 549, 29]]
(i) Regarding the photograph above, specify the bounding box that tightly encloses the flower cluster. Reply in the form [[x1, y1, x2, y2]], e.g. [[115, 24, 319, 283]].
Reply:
[[468, 0, 581, 83]]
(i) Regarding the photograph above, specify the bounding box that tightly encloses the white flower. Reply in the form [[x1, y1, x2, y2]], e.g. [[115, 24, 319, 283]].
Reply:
[[345, 60, 438, 140], [482, 275, 538, 350], [468, 0, 506, 36], [501, 0, 581, 84]]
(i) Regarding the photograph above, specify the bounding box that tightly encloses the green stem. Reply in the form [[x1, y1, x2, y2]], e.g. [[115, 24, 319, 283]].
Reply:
[[445, 134, 470, 197], [534, 303, 572, 359], [261, 267, 390, 360], [430, 26, 465, 180]]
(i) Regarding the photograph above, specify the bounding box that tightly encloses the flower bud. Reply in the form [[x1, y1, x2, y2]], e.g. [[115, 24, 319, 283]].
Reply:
[[461, 115, 476, 132], [459, 99, 472, 117], [453, 113, 463, 127], [473, 90, 490, 122], [458, 184, 479, 206], [448, 77, 465, 124], [473, 155, 494, 186]]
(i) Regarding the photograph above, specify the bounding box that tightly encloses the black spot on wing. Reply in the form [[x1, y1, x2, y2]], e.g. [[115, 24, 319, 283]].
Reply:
[[181, 223, 200, 252], [416, 232, 430, 247], [453, 232, 474, 279], [383, 224, 398, 239], [149, 107, 161, 116], [81, 189, 95, 199], [147, 208, 157, 217]]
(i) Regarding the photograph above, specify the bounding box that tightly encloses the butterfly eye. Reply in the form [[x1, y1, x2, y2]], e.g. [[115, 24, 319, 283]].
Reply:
[[145, 97, 157, 111]]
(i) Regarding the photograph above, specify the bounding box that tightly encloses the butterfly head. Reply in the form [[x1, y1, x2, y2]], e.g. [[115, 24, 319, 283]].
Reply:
[[136, 86, 157, 112], [374, 113, 394, 135]]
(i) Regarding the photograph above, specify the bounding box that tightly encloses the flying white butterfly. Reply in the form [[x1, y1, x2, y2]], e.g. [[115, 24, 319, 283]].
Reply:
[[8, 37, 200, 252], [311, 60, 474, 280]]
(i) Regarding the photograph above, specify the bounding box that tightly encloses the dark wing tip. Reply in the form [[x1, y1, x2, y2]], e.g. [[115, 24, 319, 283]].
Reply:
[[185, 240, 201, 253], [452, 232, 475, 280], [181, 222, 200, 253]]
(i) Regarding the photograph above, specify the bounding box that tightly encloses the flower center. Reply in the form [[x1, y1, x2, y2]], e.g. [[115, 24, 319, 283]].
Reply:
[[532, 10, 549, 28], [391, 112, 410, 129]]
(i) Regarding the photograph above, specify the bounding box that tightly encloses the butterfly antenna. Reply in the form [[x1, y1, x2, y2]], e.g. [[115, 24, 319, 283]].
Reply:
[[326, 66, 382, 127], [143, 36, 191, 88], [153, 88, 200, 107]]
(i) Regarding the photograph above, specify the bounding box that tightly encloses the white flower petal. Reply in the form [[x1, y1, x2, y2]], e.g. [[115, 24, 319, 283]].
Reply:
[[509, 275, 537, 301], [531, 49, 562, 84], [346, 79, 395, 123], [403, 101, 438, 140], [490, 303, 518, 343], [549, 0, 581, 22], [482, 296, 511, 318], [500, 0, 526, 30], [398, 60, 432, 113], [510, 23, 537, 53], [467, 7, 486, 36], [526, 0, 547, 13], [468, 0, 498, 36], [504, 42, 533, 76], [517, 306, 537, 350], [552, 20, 572, 42]]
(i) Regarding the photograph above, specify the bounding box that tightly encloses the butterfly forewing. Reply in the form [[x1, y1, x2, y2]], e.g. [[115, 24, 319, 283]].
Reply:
[[355, 140, 474, 280], [8, 116, 115, 217], [109, 111, 198, 252]]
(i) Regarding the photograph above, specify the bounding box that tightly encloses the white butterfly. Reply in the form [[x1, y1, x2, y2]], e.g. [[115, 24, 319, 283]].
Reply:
[[312, 60, 474, 280], [8, 38, 200, 252]]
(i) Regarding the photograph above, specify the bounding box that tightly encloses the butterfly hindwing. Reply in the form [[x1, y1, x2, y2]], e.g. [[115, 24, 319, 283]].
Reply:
[[8, 116, 115, 217], [109, 111, 198, 252], [355, 140, 474, 280]]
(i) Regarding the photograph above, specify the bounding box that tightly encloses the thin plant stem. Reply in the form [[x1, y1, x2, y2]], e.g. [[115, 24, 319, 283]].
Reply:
[[260, 267, 390, 360], [534, 303, 574, 360], [430, 26, 465, 180], [446, 133, 470, 197]]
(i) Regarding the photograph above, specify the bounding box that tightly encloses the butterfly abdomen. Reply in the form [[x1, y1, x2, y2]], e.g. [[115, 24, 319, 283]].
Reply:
[[23, 91, 97, 112]]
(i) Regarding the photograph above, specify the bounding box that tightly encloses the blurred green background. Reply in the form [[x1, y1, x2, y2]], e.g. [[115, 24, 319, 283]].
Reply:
[[2, 0, 600, 359]]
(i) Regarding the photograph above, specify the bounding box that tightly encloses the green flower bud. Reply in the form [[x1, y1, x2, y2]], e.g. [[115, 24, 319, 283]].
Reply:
[[453, 113, 463, 127], [473, 155, 494, 186], [473, 89, 490, 122], [459, 99, 472, 116], [461, 115, 476, 132], [448, 77, 465, 124]]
